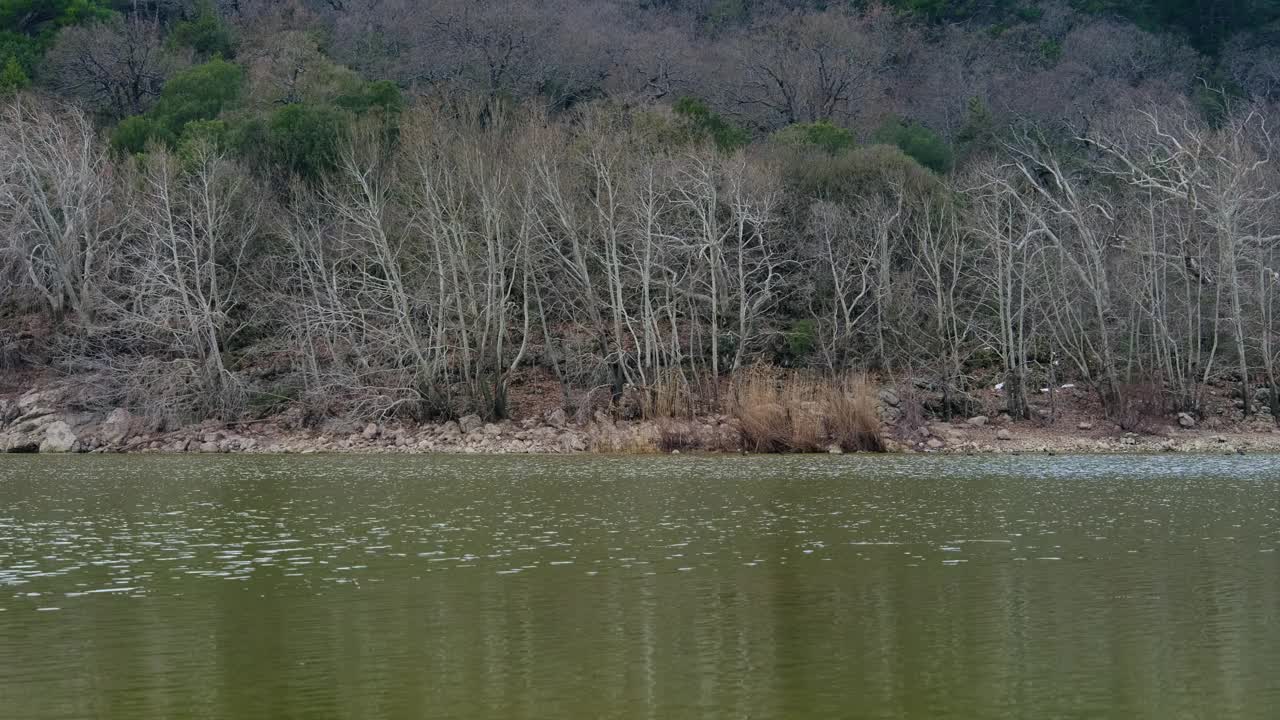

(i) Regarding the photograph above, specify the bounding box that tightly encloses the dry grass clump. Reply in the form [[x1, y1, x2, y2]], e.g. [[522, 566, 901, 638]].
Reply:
[[729, 366, 884, 453], [825, 375, 885, 452], [736, 399, 791, 452], [640, 370, 718, 420], [656, 419, 700, 452], [644, 372, 695, 419]]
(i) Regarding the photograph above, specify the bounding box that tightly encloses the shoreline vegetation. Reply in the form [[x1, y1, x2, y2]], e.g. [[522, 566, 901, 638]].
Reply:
[[4, 369, 1277, 456], [4, 3, 1280, 456]]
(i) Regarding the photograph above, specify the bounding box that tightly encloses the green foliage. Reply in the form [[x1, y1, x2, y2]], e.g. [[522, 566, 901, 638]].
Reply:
[[879, 0, 1280, 53], [673, 96, 749, 152], [772, 121, 856, 155], [1038, 39, 1062, 64], [956, 97, 998, 160], [784, 143, 942, 205], [112, 59, 243, 154], [0, 53, 26, 94], [169, 1, 236, 58], [1015, 4, 1044, 21], [879, 0, 1023, 22], [152, 58, 242, 130], [1071, 0, 1280, 53], [0, 29, 38, 77], [177, 119, 231, 166], [1192, 73, 1245, 128], [264, 103, 350, 179], [872, 117, 953, 174], [0, 0, 111, 37], [112, 115, 163, 154], [335, 79, 404, 116], [705, 0, 749, 32], [1, 0, 109, 79], [226, 115, 267, 161], [780, 319, 817, 366]]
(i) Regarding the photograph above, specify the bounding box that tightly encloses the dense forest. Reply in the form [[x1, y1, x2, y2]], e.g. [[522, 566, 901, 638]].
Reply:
[[2, 0, 1279, 429]]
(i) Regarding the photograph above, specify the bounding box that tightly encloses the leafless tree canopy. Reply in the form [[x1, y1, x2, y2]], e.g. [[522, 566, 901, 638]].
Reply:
[[4, 89, 1278, 426], [46, 17, 179, 119], [3, 1, 1280, 426]]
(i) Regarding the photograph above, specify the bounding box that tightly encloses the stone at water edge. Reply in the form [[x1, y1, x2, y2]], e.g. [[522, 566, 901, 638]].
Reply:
[[458, 414, 483, 434], [561, 433, 588, 452], [481, 423, 502, 437], [1, 432, 40, 453], [996, 429, 1013, 441], [966, 415, 989, 427], [1177, 412, 1196, 429], [39, 421, 78, 453], [99, 408, 134, 445]]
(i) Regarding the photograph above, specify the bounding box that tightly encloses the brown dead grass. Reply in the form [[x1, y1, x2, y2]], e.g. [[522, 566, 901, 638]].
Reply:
[[641, 370, 719, 420], [655, 419, 701, 452], [729, 366, 884, 453], [825, 375, 886, 452]]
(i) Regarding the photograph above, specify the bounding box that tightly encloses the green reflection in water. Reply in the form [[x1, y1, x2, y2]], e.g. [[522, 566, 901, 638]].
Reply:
[[1, 454, 1278, 719]]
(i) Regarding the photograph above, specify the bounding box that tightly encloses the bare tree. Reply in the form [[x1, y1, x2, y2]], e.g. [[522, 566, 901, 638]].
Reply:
[[1007, 132, 1125, 413], [722, 152, 785, 371], [901, 190, 973, 415], [46, 17, 177, 119], [329, 0, 613, 109], [98, 141, 260, 420], [720, 8, 890, 130], [1088, 105, 1280, 416], [967, 160, 1039, 418], [807, 200, 874, 368], [0, 97, 120, 327]]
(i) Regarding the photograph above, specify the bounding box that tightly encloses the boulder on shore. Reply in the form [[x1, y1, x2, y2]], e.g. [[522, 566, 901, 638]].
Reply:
[[39, 421, 78, 453], [99, 408, 134, 445]]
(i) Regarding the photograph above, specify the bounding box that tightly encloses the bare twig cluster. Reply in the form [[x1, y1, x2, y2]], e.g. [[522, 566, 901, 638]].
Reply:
[[2, 94, 1278, 427]]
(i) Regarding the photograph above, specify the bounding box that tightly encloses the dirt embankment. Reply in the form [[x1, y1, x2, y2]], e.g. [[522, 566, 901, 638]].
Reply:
[[2, 374, 1278, 456]]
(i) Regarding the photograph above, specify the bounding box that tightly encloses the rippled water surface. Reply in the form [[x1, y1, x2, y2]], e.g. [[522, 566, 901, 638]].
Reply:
[[2, 454, 1279, 719]]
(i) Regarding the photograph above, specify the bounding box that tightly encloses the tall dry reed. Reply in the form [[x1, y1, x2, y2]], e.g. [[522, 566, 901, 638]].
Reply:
[[729, 366, 884, 453]]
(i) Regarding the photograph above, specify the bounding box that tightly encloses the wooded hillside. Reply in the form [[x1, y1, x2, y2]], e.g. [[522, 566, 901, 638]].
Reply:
[[2, 1, 1278, 429]]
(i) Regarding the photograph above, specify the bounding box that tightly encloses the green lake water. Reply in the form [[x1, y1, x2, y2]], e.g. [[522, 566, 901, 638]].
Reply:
[[1, 454, 1278, 719]]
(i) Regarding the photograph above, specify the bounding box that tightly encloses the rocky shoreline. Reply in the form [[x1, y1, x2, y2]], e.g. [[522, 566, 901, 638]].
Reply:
[[4, 382, 1279, 457]]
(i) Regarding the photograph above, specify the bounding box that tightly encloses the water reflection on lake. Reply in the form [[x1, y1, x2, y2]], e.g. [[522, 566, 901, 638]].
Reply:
[[1, 454, 1278, 719]]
